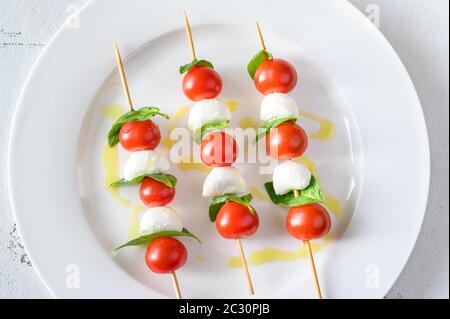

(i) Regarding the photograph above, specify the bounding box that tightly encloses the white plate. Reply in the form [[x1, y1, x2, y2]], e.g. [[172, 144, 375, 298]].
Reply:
[[8, 0, 429, 299]]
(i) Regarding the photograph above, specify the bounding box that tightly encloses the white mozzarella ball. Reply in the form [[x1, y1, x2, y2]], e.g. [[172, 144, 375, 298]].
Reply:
[[202, 166, 247, 197], [140, 207, 183, 235], [188, 99, 231, 130], [260, 93, 299, 122], [124, 150, 170, 181], [273, 160, 312, 195]]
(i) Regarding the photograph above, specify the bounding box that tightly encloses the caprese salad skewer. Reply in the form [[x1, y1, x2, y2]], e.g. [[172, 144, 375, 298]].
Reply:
[[109, 42, 200, 299], [181, 13, 259, 296], [250, 24, 332, 299]]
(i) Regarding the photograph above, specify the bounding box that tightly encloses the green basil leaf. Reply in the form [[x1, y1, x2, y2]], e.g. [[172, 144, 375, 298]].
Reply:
[[193, 120, 230, 144], [247, 50, 273, 79], [209, 194, 254, 222], [264, 175, 324, 207], [107, 107, 170, 147], [255, 117, 297, 142], [179, 59, 214, 74], [209, 197, 227, 222], [148, 174, 178, 188], [116, 228, 201, 250], [109, 175, 147, 188], [109, 173, 177, 189]]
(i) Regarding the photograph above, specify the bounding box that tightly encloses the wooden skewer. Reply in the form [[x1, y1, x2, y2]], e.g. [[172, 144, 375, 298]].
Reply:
[[256, 23, 267, 51], [304, 240, 323, 299], [113, 41, 134, 111], [236, 238, 255, 296], [183, 11, 197, 61], [171, 272, 182, 299], [293, 189, 323, 299]]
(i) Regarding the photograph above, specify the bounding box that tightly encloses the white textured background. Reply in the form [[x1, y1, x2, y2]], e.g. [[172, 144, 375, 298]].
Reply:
[[0, 0, 448, 299]]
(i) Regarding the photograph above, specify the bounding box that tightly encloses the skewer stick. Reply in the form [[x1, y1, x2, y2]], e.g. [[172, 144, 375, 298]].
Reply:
[[256, 23, 267, 51], [293, 189, 323, 299], [236, 238, 255, 295], [304, 240, 323, 299], [183, 11, 197, 61], [113, 42, 134, 111], [171, 272, 182, 299]]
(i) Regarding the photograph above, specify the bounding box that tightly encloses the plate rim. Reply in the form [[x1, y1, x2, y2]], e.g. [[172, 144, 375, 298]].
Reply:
[[7, 0, 430, 299], [7, 0, 98, 298]]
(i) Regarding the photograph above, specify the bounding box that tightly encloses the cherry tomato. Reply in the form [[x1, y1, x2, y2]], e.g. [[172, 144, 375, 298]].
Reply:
[[119, 120, 161, 151], [182, 66, 222, 101], [266, 122, 308, 160], [200, 132, 237, 167], [286, 204, 331, 241], [216, 201, 259, 239], [254, 58, 298, 95], [145, 237, 188, 274], [139, 177, 175, 207]]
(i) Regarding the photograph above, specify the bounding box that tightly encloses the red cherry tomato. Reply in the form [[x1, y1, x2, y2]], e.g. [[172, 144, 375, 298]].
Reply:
[[182, 66, 222, 101], [200, 132, 237, 167], [254, 58, 298, 95], [286, 204, 331, 241], [145, 237, 188, 274], [139, 177, 175, 207], [216, 201, 259, 239], [119, 120, 161, 151], [266, 122, 308, 160]]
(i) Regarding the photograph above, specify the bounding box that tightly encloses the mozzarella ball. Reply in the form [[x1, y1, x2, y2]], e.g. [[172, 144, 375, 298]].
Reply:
[[124, 150, 170, 181], [273, 160, 312, 195], [188, 99, 231, 130], [260, 93, 299, 122], [202, 166, 247, 197], [140, 206, 183, 235]]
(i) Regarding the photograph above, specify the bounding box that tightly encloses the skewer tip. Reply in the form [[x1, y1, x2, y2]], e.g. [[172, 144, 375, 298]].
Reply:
[[112, 41, 134, 111], [183, 10, 197, 61], [113, 41, 121, 58], [255, 22, 267, 51], [256, 22, 263, 34]]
